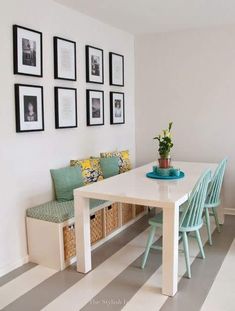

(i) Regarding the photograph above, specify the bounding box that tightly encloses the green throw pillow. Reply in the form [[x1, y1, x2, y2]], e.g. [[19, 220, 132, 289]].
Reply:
[[100, 157, 119, 179], [50, 166, 84, 202]]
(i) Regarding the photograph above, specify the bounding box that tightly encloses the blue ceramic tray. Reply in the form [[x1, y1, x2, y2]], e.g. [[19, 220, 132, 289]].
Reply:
[[146, 171, 185, 180]]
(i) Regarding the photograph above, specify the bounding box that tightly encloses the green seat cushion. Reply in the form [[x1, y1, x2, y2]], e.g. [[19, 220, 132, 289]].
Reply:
[[90, 198, 107, 209], [50, 166, 84, 202], [26, 200, 74, 223], [100, 157, 119, 178], [26, 199, 108, 223]]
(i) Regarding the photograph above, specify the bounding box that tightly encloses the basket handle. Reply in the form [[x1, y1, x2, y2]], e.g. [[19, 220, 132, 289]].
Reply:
[[90, 214, 96, 220], [108, 206, 112, 210]]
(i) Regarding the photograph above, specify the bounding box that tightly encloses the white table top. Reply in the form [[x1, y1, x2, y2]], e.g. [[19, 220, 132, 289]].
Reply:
[[74, 161, 217, 208]]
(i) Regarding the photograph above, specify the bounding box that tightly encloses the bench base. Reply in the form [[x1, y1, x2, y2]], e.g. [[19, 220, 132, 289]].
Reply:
[[26, 202, 147, 271]]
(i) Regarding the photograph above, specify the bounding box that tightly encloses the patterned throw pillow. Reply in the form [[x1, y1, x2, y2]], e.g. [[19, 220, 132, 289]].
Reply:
[[70, 158, 104, 184], [100, 150, 131, 173]]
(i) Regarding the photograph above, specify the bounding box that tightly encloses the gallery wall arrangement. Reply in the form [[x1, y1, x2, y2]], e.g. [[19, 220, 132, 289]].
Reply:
[[12, 24, 125, 133]]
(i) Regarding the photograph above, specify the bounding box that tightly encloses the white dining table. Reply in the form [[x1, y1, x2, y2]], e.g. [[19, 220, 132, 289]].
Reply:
[[74, 161, 222, 296]]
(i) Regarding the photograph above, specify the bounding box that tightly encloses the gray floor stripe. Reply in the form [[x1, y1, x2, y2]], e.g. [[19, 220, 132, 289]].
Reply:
[[2, 213, 152, 311], [0, 263, 37, 287], [81, 239, 163, 311], [3, 214, 234, 311], [81, 215, 235, 311], [160, 215, 235, 311]]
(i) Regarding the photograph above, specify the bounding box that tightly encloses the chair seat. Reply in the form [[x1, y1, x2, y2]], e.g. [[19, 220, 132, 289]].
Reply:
[[149, 200, 188, 226], [149, 209, 203, 232], [26, 198, 108, 223], [204, 200, 220, 209]]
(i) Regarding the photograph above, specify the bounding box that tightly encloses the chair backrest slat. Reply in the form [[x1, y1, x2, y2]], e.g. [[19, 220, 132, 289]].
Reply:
[[207, 158, 227, 205], [180, 169, 211, 229]]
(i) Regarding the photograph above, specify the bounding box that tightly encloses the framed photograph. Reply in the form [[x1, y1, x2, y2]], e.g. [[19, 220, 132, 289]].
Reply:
[[54, 37, 76, 81], [54, 87, 77, 129], [15, 84, 44, 132], [110, 92, 125, 124], [86, 45, 104, 84], [109, 52, 124, 86], [13, 25, 43, 77], [86, 90, 104, 126]]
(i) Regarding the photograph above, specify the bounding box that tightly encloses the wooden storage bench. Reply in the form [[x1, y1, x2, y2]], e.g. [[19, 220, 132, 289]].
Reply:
[[26, 200, 147, 271]]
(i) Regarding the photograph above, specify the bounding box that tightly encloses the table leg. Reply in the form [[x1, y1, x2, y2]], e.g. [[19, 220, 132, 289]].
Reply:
[[75, 196, 92, 273], [162, 204, 179, 296]]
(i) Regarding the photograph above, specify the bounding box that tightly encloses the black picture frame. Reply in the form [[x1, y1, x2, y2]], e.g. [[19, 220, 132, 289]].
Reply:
[[15, 84, 44, 132], [54, 37, 77, 81], [110, 92, 125, 125], [54, 87, 78, 129], [86, 89, 104, 126], [109, 52, 124, 86], [13, 25, 43, 77], [86, 45, 104, 84]]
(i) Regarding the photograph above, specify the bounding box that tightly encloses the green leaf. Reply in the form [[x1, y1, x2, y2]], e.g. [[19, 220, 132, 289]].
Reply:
[[168, 122, 173, 131]]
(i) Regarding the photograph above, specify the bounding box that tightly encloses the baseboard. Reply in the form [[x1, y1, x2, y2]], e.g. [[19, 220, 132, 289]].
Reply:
[[224, 208, 235, 216], [0, 255, 29, 278]]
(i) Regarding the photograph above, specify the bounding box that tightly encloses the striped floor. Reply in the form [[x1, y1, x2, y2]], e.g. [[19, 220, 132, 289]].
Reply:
[[1, 214, 235, 311]]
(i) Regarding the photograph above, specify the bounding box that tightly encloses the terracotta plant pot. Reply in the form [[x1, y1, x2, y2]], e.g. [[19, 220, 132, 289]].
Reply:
[[158, 157, 171, 169]]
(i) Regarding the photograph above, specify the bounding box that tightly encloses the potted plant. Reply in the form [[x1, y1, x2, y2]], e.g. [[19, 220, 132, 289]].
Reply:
[[154, 122, 173, 168]]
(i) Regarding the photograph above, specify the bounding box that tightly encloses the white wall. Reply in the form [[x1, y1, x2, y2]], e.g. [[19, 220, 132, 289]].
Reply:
[[135, 27, 235, 212], [0, 0, 135, 276]]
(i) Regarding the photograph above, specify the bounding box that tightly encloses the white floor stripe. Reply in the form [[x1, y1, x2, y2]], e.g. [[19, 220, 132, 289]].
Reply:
[[201, 238, 235, 311], [0, 265, 57, 309], [123, 222, 215, 311], [42, 227, 162, 311]]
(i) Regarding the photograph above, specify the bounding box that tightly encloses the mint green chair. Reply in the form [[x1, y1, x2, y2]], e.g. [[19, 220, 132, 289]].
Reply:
[[141, 169, 211, 278], [204, 158, 227, 245]]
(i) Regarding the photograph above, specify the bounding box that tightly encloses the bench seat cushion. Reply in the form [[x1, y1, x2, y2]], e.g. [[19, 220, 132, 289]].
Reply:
[[26, 199, 108, 223]]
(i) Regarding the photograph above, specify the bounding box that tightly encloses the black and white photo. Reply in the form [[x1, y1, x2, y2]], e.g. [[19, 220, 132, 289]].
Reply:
[[55, 87, 77, 129], [86, 46, 104, 84], [24, 95, 38, 122], [109, 52, 124, 86], [54, 37, 76, 81], [110, 92, 125, 124], [22, 38, 36, 67], [87, 90, 104, 126], [13, 25, 43, 77], [15, 84, 44, 132]]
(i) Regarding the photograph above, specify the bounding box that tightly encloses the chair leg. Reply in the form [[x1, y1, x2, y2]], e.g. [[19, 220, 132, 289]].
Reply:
[[195, 230, 205, 259], [141, 226, 156, 269], [182, 232, 191, 278], [205, 208, 212, 246], [212, 208, 221, 233]]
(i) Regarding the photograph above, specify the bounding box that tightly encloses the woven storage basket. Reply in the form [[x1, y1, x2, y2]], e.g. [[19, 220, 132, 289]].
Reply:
[[90, 209, 104, 244], [63, 224, 76, 261], [121, 203, 134, 224], [105, 203, 119, 235], [135, 205, 145, 216], [63, 209, 104, 260]]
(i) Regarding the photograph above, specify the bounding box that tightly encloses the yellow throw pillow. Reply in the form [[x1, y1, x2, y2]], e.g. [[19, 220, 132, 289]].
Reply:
[[100, 150, 131, 173], [70, 158, 104, 184]]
